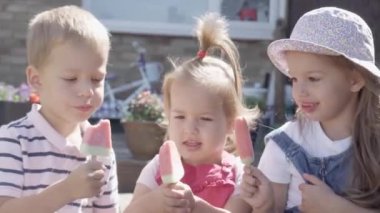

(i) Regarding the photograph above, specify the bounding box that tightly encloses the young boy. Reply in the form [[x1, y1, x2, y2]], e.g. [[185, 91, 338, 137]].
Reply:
[[0, 5, 118, 212]]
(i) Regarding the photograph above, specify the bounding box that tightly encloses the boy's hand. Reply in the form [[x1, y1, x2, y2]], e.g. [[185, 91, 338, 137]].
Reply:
[[161, 182, 194, 213], [240, 165, 274, 211], [299, 174, 336, 213], [64, 158, 105, 200]]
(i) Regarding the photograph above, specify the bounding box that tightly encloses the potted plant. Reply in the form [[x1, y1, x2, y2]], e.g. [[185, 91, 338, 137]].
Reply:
[[0, 82, 32, 125], [120, 90, 166, 160]]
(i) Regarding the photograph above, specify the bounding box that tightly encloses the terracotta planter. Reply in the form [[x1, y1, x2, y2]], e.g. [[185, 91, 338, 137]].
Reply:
[[0, 101, 31, 125], [122, 121, 166, 160]]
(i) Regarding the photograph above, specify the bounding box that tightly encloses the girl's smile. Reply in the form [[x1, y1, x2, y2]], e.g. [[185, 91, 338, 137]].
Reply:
[[182, 140, 202, 151], [299, 102, 318, 114]]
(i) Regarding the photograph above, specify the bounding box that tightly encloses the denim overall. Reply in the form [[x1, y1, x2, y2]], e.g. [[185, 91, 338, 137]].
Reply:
[[267, 131, 352, 213]]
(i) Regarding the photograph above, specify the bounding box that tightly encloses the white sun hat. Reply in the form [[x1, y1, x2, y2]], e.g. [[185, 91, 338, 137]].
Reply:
[[267, 7, 380, 78]]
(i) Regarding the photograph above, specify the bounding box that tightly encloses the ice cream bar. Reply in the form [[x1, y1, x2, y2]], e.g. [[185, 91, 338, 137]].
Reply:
[[235, 117, 254, 165], [159, 140, 184, 184], [81, 119, 112, 157]]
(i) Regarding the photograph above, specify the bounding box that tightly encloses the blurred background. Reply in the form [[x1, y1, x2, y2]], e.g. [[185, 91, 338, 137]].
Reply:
[[1, 0, 379, 207]]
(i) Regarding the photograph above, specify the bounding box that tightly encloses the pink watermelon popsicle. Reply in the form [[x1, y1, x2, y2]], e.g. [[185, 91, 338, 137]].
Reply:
[[81, 119, 112, 157], [159, 140, 184, 184], [235, 117, 254, 165]]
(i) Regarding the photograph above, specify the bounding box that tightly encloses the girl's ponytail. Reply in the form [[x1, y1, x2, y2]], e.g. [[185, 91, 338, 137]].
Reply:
[[195, 13, 242, 99]]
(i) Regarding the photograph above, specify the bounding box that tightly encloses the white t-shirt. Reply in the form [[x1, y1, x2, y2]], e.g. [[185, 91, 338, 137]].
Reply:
[[258, 120, 351, 209], [137, 154, 244, 196]]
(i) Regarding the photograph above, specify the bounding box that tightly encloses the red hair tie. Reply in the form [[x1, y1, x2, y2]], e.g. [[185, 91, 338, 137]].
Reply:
[[197, 50, 207, 59]]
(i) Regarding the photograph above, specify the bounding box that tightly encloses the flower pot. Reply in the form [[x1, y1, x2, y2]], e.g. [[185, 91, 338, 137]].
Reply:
[[122, 121, 166, 160], [0, 101, 31, 126]]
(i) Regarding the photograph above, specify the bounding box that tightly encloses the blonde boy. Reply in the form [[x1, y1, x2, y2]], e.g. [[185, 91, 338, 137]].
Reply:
[[0, 5, 118, 212]]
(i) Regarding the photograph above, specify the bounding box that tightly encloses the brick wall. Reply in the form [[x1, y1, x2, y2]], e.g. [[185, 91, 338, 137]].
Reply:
[[0, 0, 274, 90], [0, 0, 80, 85]]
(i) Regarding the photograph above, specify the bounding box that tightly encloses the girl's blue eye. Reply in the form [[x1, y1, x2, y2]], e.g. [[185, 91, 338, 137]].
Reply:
[[201, 117, 213, 121], [174, 115, 184, 119], [309, 77, 320, 82], [64, 78, 76, 82]]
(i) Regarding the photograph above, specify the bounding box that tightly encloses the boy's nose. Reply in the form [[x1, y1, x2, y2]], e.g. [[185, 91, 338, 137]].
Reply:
[[78, 81, 94, 97]]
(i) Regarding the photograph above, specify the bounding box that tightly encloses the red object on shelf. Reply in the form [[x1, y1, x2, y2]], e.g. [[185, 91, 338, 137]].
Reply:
[[239, 8, 257, 21]]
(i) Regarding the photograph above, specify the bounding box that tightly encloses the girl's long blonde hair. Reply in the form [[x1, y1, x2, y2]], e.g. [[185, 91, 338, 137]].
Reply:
[[162, 13, 259, 152], [347, 69, 380, 209]]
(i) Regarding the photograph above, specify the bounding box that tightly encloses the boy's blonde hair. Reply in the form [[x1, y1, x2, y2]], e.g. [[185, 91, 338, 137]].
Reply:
[[162, 13, 259, 152], [27, 5, 110, 69]]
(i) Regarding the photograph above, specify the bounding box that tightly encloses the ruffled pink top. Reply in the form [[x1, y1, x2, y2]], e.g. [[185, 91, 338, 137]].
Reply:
[[155, 151, 236, 208]]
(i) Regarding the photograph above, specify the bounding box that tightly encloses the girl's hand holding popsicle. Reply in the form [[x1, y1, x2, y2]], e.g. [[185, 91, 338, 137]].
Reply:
[[235, 117, 274, 212], [159, 140, 195, 212]]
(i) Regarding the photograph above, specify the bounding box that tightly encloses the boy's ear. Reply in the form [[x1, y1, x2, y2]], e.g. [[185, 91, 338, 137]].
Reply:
[[26, 65, 41, 92], [350, 69, 365, 92]]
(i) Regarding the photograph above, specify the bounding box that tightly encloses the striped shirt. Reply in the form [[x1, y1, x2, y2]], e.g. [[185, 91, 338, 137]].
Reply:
[[0, 105, 119, 212]]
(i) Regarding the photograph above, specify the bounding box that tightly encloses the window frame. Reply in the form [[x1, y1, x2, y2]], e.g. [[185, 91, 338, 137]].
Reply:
[[82, 0, 287, 40]]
